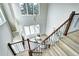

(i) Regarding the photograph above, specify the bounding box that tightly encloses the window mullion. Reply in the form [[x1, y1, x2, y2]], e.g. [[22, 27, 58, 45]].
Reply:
[[33, 4, 34, 15], [26, 3, 28, 16]]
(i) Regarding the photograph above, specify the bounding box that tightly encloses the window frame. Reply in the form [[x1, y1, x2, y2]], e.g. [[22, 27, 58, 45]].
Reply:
[[19, 3, 40, 16]]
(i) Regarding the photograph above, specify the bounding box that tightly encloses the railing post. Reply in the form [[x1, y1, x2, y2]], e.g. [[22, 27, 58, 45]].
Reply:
[[22, 36, 25, 49], [27, 38, 32, 56], [64, 11, 75, 36], [47, 44, 50, 48], [8, 43, 16, 56]]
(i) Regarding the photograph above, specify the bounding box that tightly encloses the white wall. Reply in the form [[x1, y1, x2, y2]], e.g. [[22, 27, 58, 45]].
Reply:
[[11, 3, 48, 34], [0, 4, 13, 56], [0, 22, 13, 56], [46, 3, 79, 35]]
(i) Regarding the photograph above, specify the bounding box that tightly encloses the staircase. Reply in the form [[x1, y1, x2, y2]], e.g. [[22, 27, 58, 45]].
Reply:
[[8, 11, 79, 56], [10, 31, 79, 56], [32, 31, 79, 56]]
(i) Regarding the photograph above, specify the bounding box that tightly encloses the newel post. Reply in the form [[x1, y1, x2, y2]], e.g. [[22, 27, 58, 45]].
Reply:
[[27, 38, 32, 56], [64, 11, 75, 36], [22, 36, 25, 49]]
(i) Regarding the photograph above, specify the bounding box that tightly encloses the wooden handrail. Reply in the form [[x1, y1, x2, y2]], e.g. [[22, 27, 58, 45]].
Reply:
[[10, 39, 41, 45], [41, 11, 75, 43], [42, 19, 69, 43]]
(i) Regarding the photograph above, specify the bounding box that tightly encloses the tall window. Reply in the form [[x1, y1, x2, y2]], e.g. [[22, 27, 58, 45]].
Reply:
[[19, 3, 40, 15], [24, 24, 40, 36], [0, 8, 6, 25]]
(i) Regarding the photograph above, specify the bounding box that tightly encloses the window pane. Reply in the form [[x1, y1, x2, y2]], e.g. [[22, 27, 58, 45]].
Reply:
[[19, 3, 40, 15], [27, 3, 33, 15], [35, 24, 40, 34], [19, 3, 27, 15], [24, 26, 30, 36], [34, 3, 39, 14], [30, 25, 35, 34]]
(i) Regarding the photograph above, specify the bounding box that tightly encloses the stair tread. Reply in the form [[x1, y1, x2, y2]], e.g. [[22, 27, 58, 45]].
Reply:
[[67, 31, 79, 44], [42, 48, 52, 56], [49, 47, 57, 56], [58, 40, 78, 56], [54, 44, 67, 56], [68, 31, 79, 36], [52, 45, 63, 56], [50, 46, 59, 56], [61, 36, 79, 53]]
